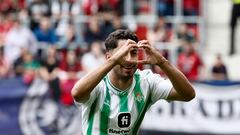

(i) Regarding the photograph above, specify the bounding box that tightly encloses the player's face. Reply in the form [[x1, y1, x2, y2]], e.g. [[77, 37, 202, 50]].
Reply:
[[111, 40, 138, 80]]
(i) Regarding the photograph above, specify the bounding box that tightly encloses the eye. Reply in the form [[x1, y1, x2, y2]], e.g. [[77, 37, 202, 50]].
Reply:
[[131, 50, 138, 55]]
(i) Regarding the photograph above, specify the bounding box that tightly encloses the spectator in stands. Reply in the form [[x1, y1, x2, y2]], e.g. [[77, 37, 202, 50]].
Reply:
[[39, 46, 61, 102], [22, 51, 41, 85], [147, 17, 170, 59], [82, 0, 118, 15], [4, 16, 37, 65], [59, 50, 82, 80], [173, 23, 196, 54], [59, 50, 82, 106], [177, 40, 203, 81], [183, 0, 199, 16], [176, 24, 196, 42], [82, 0, 98, 15], [84, 15, 104, 45], [34, 16, 58, 45], [230, 0, 240, 55], [81, 41, 105, 72], [17, 0, 26, 10], [51, 0, 80, 20], [111, 13, 127, 31], [0, 0, 17, 13], [157, 0, 174, 16], [147, 17, 169, 44], [19, 9, 29, 25], [51, 0, 81, 39], [57, 22, 81, 50], [134, 0, 151, 15], [98, 0, 115, 13], [115, 0, 124, 16], [28, 0, 51, 30], [14, 47, 28, 77], [96, 12, 128, 41], [211, 54, 228, 80], [0, 12, 14, 47], [99, 10, 116, 40], [0, 46, 10, 78], [13, 47, 40, 84]]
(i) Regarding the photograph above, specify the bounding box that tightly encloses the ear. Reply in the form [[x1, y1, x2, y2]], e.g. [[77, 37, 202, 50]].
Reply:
[[105, 51, 111, 59]]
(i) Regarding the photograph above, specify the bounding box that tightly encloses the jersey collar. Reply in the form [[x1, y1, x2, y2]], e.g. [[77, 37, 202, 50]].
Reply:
[[106, 74, 136, 95]]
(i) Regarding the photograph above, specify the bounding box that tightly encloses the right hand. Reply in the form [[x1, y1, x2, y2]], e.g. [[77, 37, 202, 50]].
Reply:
[[110, 39, 138, 66]]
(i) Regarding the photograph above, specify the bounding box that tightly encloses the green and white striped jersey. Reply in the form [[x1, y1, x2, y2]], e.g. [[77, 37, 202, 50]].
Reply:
[[76, 69, 172, 135]]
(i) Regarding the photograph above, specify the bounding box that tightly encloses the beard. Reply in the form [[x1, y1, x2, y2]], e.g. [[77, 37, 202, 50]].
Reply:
[[112, 64, 137, 80]]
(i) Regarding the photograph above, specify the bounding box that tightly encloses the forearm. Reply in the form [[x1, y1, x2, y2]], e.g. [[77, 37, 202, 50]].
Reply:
[[71, 58, 116, 102], [158, 59, 195, 100]]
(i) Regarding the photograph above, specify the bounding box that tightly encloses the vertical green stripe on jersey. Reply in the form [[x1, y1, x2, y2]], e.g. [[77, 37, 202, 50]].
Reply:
[[100, 78, 111, 135], [119, 92, 129, 112], [132, 93, 152, 135], [133, 73, 145, 113], [87, 97, 98, 135], [132, 73, 152, 135]]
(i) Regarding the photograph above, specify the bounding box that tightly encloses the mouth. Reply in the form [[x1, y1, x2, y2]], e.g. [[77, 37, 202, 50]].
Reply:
[[121, 65, 136, 71]]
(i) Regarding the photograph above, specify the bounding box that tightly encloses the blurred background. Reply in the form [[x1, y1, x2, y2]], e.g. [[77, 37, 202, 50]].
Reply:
[[0, 0, 240, 135]]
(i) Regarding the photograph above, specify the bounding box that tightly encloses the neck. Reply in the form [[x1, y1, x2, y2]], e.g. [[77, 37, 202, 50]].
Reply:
[[109, 71, 133, 91]]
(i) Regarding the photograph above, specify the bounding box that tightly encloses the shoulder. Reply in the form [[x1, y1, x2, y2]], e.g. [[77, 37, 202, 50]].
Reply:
[[136, 69, 158, 77], [136, 69, 164, 81], [136, 69, 152, 76]]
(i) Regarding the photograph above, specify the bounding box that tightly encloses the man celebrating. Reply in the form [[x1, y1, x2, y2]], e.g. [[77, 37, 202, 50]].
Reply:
[[72, 29, 195, 135]]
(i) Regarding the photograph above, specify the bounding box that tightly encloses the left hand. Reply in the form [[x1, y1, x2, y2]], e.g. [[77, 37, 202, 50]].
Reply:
[[137, 40, 167, 65]]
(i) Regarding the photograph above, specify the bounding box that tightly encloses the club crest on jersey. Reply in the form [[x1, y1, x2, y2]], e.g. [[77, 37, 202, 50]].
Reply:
[[135, 92, 143, 102]]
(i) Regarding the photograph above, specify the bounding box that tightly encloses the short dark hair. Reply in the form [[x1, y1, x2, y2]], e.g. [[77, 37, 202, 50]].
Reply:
[[105, 29, 138, 51]]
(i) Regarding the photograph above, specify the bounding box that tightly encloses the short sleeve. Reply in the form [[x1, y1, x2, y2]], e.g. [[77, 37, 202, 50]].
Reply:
[[74, 80, 105, 107], [145, 70, 172, 104]]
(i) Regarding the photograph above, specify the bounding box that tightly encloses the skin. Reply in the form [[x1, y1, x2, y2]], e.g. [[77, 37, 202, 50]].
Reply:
[[71, 39, 195, 102]]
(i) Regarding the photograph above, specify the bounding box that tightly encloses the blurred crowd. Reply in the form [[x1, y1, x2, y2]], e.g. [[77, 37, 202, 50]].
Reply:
[[0, 0, 228, 106]]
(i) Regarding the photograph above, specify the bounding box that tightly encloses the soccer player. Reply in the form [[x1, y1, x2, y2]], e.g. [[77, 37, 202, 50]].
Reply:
[[72, 29, 195, 135]]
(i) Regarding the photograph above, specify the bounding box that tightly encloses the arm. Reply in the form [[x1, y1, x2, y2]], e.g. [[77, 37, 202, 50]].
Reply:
[[71, 58, 117, 102], [159, 60, 195, 101], [71, 40, 138, 102], [138, 40, 195, 102]]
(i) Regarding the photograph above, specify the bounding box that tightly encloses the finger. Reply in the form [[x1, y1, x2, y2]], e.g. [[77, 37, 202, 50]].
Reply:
[[124, 59, 138, 65], [127, 39, 137, 46], [128, 60, 138, 64], [138, 45, 152, 56], [128, 43, 138, 51], [128, 43, 138, 48], [140, 40, 149, 44], [138, 60, 150, 65], [138, 44, 152, 50], [138, 40, 150, 46], [122, 40, 136, 49]]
